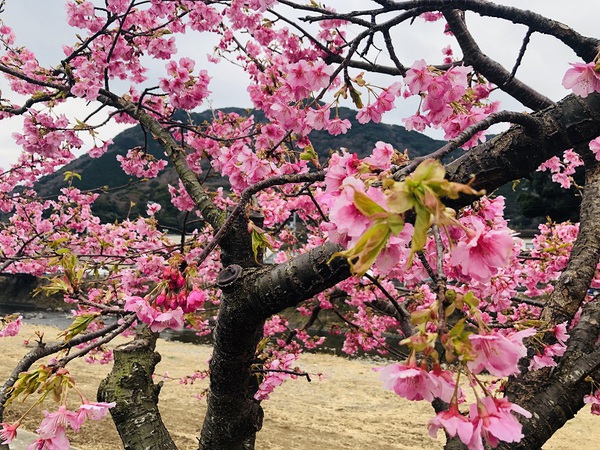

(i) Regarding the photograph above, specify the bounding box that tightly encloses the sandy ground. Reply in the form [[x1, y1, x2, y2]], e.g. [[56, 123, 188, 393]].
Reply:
[[1, 324, 598, 450]]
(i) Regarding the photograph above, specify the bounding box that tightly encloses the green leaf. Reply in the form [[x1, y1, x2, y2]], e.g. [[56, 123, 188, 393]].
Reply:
[[249, 223, 274, 263], [58, 313, 99, 342], [333, 223, 391, 276], [408, 204, 431, 263], [353, 190, 386, 218], [349, 85, 363, 109], [63, 171, 81, 182]]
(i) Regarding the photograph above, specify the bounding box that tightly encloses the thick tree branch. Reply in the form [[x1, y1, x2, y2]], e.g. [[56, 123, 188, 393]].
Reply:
[[250, 243, 350, 319], [445, 93, 600, 200], [98, 326, 178, 450], [540, 162, 600, 324], [443, 9, 554, 110], [394, 110, 543, 180], [387, 1, 599, 61]]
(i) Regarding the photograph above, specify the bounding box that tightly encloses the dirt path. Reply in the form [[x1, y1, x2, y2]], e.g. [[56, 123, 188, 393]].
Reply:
[[1, 324, 597, 449]]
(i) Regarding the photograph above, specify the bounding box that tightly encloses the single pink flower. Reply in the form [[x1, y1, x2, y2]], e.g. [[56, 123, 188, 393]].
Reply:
[[405, 59, 433, 93], [428, 402, 473, 445], [468, 328, 535, 377], [78, 401, 116, 422], [449, 217, 514, 283], [364, 141, 394, 170], [378, 362, 439, 402], [562, 61, 600, 98], [325, 117, 351, 135], [468, 397, 531, 449], [37, 405, 80, 438], [185, 290, 206, 312], [149, 308, 185, 332], [584, 389, 600, 415], [28, 425, 70, 450], [0, 422, 19, 445], [0, 315, 22, 337]]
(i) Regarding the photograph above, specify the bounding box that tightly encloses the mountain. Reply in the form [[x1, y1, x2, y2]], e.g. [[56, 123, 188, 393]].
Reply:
[[33, 107, 446, 229], [33, 106, 576, 231]]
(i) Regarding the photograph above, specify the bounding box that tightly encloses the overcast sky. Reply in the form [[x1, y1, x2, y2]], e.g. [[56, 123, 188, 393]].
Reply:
[[0, 0, 597, 167]]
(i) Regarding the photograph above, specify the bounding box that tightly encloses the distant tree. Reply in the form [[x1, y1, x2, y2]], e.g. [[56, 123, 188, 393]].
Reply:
[[0, 2, 598, 450]]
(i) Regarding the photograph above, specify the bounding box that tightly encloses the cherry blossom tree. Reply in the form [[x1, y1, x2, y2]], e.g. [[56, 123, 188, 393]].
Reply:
[[0, 1, 599, 449]]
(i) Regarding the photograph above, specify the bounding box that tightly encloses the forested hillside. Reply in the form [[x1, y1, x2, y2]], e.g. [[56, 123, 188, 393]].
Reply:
[[33, 107, 581, 230]]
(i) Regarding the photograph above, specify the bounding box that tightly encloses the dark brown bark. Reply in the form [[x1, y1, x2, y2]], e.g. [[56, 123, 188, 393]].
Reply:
[[499, 301, 600, 450], [97, 326, 178, 450], [445, 93, 600, 199], [497, 163, 600, 449], [443, 9, 554, 110], [198, 211, 265, 450], [540, 162, 600, 324]]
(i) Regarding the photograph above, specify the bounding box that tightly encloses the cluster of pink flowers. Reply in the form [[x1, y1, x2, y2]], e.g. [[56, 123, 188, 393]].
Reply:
[[537, 149, 584, 189], [254, 352, 300, 401], [0, 401, 115, 448], [356, 82, 403, 124], [1, 0, 599, 447], [159, 58, 212, 110], [402, 60, 496, 148], [117, 148, 168, 179], [429, 396, 532, 450], [0, 315, 22, 338]]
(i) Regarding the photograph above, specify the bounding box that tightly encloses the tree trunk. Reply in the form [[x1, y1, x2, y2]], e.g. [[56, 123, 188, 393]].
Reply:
[[98, 326, 177, 450]]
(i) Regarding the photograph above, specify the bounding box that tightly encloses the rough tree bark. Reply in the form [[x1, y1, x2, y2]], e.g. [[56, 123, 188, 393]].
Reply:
[[494, 162, 600, 450], [97, 326, 177, 450]]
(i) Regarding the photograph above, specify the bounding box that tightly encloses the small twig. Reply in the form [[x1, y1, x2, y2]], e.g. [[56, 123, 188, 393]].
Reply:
[[363, 273, 415, 337], [50, 314, 137, 370], [252, 368, 312, 382], [511, 295, 546, 308], [510, 28, 534, 80]]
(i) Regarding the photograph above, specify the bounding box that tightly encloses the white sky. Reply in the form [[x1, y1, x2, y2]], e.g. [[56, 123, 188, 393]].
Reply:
[[0, 0, 597, 167]]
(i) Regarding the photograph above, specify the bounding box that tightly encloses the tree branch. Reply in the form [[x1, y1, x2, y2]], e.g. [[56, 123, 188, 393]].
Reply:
[[445, 93, 600, 201], [443, 9, 554, 110], [540, 162, 600, 324], [97, 90, 226, 230]]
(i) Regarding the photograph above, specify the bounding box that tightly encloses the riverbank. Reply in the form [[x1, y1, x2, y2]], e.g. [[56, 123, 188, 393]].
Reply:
[[1, 324, 597, 449]]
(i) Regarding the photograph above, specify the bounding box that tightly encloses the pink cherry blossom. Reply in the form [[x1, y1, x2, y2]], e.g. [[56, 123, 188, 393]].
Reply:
[[584, 389, 600, 415], [77, 401, 116, 422], [0, 315, 22, 337], [364, 141, 394, 170], [468, 328, 535, 377], [325, 116, 351, 135], [449, 217, 514, 283], [27, 426, 70, 450], [37, 405, 81, 437], [0, 422, 19, 445], [468, 397, 531, 449], [378, 361, 453, 402], [562, 61, 600, 98], [428, 402, 473, 445], [405, 59, 433, 94]]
